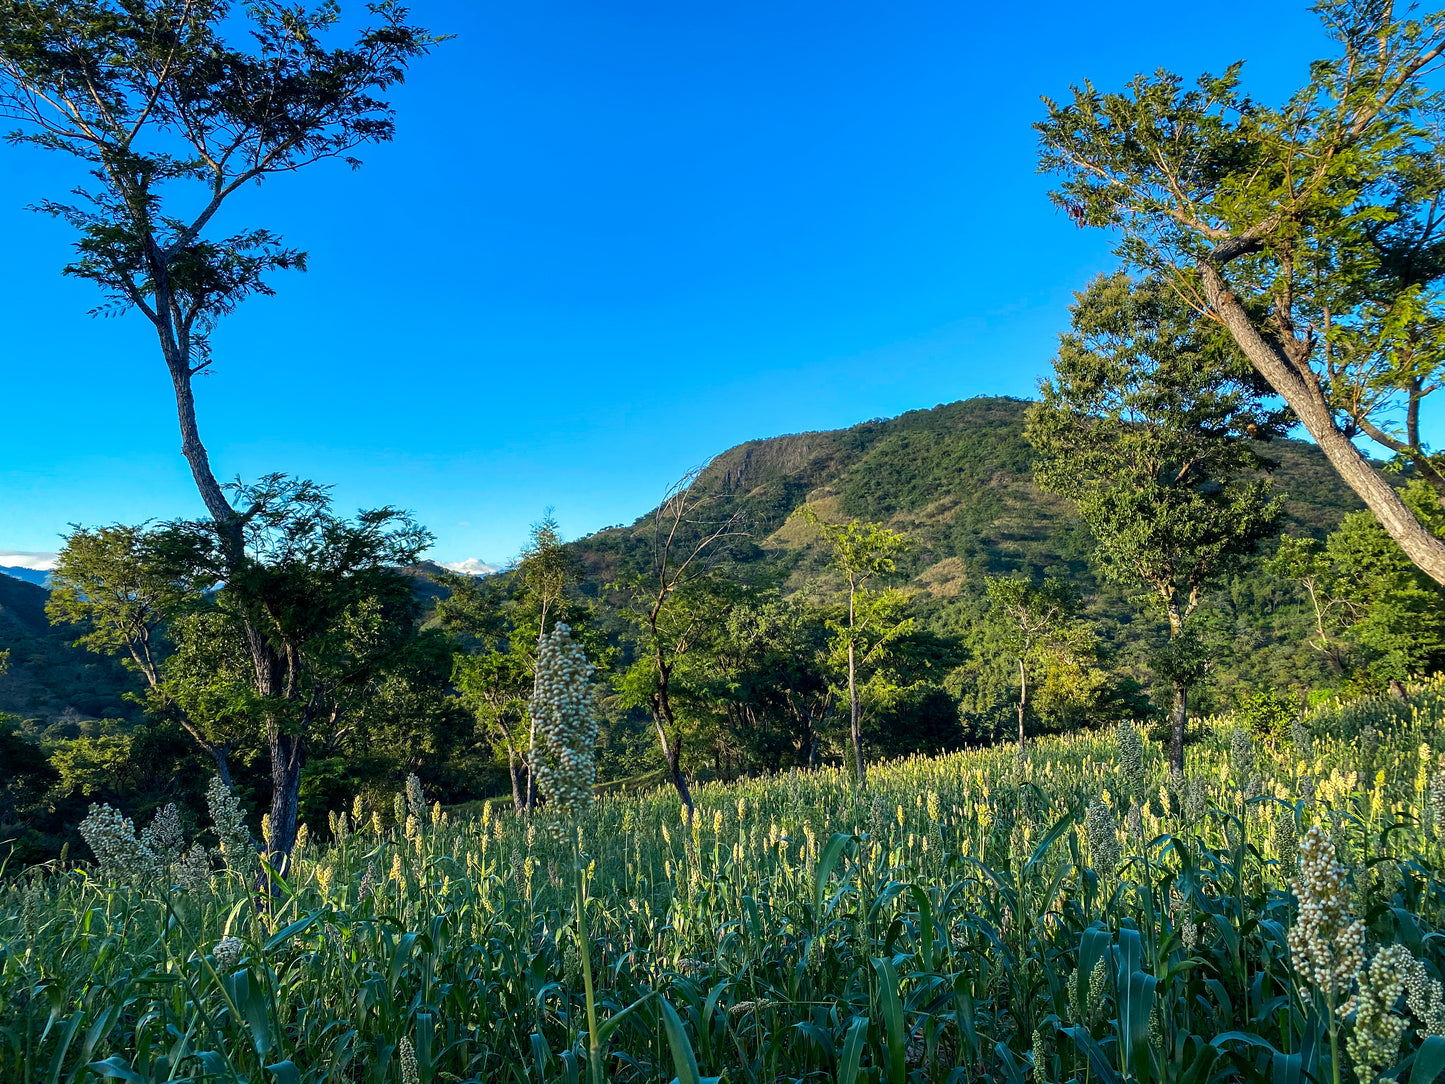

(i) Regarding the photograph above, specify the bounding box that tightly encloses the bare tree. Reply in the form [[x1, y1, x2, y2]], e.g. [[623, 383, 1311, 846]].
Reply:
[[632, 468, 747, 818]]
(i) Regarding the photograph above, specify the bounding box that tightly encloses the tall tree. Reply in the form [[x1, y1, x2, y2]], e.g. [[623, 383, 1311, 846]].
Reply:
[[452, 647, 532, 814], [983, 574, 1095, 750], [0, 1, 439, 860], [628, 468, 746, 817], [1026, 274, 1285, 772], [51, 478, 432, 862], [1036, 1, 1445, 583], [799, 509, 912, 785]]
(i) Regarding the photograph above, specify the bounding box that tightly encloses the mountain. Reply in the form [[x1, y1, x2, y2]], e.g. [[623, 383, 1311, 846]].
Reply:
[[1, 565, 52, 587], [570, 395, 1358, 589], [0, 574, 143, 728], [555, 396, 1365, 711]]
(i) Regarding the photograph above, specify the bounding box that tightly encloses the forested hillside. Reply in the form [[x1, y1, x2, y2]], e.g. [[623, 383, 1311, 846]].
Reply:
[[564, 396, 1361, 725], [0, 574, 141, 727], [576, 396, 1354, 574]]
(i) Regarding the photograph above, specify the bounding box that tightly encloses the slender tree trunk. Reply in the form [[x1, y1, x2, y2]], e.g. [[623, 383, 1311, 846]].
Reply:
[[1166, 604, 1188, 775], [651, 647, 695, 817], [525, 609, 550, 815], [653, 708, 694, 817], [1169, 680, 1187, 776], [1017, 657, 1028, 751], [1201, 262, 1445, 585], [848, 638, 864, 786], [524, 714, 537, 814], [212, 746, 233, 789], [507, 744, 525, 814]]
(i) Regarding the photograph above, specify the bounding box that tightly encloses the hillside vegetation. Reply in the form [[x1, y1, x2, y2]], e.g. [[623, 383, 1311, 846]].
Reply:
[[562, 396, 1362, 749]]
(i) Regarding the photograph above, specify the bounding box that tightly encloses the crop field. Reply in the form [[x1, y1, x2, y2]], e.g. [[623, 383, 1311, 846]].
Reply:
[[4, 687, 1445, 1084]]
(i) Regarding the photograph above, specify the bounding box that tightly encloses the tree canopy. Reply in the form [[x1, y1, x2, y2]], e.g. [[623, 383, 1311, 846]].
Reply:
[[1037, 0, 1445, 583]]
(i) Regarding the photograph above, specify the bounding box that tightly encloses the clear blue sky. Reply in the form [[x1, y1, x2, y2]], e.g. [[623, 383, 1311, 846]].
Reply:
[[0, 0, 1327, 567]]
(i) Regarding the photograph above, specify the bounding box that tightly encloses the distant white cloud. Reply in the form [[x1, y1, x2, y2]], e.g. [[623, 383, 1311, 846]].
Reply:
[[0, 551, 58, 571], [441, 558, 498, 576]]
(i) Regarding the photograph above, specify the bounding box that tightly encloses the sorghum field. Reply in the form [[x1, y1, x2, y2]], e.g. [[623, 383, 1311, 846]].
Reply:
[[5, 686, 1445, 1084]]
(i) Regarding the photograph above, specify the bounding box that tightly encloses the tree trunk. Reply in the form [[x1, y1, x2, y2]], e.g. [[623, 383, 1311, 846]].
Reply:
[[653, 709, 694, 818], [1017, 657, 1028, 751], [1201, 262, 1445, 585], [848, 639, 865, 786], [507, 744, 525, 815], [268, 728, 304, 865], [1169, 679, 1187, 776], [524, 714, 537, 814], [212, 746, 233, 789], [1164, 602, 1189, 775]]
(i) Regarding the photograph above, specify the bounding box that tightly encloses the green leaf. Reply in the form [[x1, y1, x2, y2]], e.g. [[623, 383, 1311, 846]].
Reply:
[[871, 957, 907, 1084], [595, 991, 658, 1046], [1411, 1035, 1445, 1084], [814, 833, 856, 919], [266, 1061, 301, 1084], [263, 911, 325, 953], [659, 996, 720, 1084], [838, 1016, 869, 1084], [86, 1058, 141, 1082]]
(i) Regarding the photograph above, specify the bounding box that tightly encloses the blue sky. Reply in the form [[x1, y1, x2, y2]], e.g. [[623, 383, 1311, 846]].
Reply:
[[0, 0, 1328, 568]]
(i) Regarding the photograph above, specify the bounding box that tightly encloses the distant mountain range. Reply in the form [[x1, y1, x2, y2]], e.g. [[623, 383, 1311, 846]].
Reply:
[[0, 565, 52, 587], [567, 396, 1359, 590]]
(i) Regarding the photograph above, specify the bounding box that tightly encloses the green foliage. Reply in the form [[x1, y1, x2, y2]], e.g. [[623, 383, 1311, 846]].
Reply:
[[0, 0, 441, 353], [1028, 275, 1287, 767], [1271, 480, 1445, 689], [1036, 1, 1445, 580], [1027, 274, 1286, 621], [1237, 688, 1296, 741], [982, 573, 1101, 744]]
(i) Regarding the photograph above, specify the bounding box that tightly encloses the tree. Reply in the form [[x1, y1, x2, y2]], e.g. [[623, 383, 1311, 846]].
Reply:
[[453, 646, 532, 813], [696, 591, 835, 773], [799, 509, 912, 785], [984, 574, 1096, 750], [438, 512, 587, 814], [47, 524, 234, 782], [1266, 536, 1356, 675], [51, 478, 433, 862], [629, 468, 747, 817], [1036, 1, 1445, 584], [0, 1, 439, 860], [1026, 274, 1285, 772]]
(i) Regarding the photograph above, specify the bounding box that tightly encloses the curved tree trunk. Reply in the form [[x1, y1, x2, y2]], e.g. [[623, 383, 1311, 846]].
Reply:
[[1201, 262, 1445, 585]]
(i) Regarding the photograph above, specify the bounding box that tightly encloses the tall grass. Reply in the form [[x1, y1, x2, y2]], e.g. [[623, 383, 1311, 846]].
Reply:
[[4, 683, 1445, 1083]]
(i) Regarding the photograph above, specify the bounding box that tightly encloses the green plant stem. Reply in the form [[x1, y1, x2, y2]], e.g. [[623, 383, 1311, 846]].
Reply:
[[575, 837, 603, 1084]]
